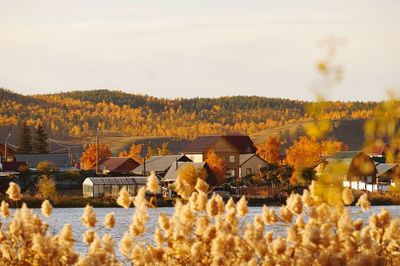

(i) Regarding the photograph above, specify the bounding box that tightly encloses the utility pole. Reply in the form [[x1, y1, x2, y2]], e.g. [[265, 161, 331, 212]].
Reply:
[[96, 128, 99, 175], [4, 133, 11, 162]]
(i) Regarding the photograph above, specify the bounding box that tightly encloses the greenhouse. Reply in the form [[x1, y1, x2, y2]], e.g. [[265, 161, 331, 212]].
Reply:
[[82, 176, 148, 197]]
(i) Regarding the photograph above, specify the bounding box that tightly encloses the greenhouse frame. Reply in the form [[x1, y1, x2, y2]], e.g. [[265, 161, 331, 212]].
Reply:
[[82, 176, 148, 197]]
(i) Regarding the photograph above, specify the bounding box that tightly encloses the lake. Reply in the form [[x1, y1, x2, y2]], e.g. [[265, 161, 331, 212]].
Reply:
[[11, 205, 400, 256]]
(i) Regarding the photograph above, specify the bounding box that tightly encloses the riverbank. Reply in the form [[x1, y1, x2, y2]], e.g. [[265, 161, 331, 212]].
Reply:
[[4, 190, 400, 208]]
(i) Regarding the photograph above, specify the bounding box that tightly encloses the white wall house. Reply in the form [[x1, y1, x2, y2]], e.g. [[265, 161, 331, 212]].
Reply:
[[239, 154, 268, 178]]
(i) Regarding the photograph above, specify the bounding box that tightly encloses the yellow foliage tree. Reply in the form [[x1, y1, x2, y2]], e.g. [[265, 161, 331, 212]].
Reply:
[[119, 143, 143, 163], [38, 175, 57, 200], [206, 150, 227, 186], [80, 143, 111, 170], [256, 136, 280, 165]]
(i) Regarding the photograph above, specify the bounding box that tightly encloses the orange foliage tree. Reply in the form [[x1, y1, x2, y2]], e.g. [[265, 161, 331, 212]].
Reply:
[[286, 136, 347, 185], [80, 144, 111, 170], [206, 150, 227, 186], [119, 143, 143, 163], [256, 136, 281, 165]]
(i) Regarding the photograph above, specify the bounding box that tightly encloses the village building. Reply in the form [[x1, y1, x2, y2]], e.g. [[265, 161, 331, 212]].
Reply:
[[239, 154, 268, 178], [90, 157, 140, 175], [82, 176, 151, 197], [181, 135, 258, 178], [162, 161, 217, 197], [133, 154, 191, 177], [15, 153, 76, 171], [0, 144, 16, 162], [320, 151, 382, 192]]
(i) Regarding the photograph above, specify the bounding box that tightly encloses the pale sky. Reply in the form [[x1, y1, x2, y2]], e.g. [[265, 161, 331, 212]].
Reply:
[[0, 0, 399, 101]]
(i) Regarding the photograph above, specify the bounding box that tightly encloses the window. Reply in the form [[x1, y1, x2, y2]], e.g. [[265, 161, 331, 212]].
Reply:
[[229, 155, 235, 163], [98, 185, 104, 196], [246, 168, 252, 175]]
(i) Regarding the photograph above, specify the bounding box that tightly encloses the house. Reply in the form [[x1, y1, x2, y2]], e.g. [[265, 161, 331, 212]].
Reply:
[[82, 176, 151, 197], [91, 157, 140, 175], [15, 153, 74, 171], [133, 155, 192, 177], [181, 135, 244, 177], [0, 144, 16, 162], [239, 154, 268, 178], [321, 151, 378, 192], [375, 163, 400, 191]]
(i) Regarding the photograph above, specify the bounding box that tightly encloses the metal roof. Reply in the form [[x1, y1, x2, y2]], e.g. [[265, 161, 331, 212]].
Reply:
[[181, 136, 221, 153], [134, 155, 191, 173], [239, 154, 255, 166], [163, 161, 207, 182], [376, 163, 397, 177], [84, 176, 148, 185], [15, 153, 72, 168]]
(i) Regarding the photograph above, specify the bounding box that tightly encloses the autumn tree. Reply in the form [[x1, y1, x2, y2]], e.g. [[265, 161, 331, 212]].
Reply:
[[157, 142, 170, 156], [174, 163, 208, 198], [38, 175, 57, 200], [32, 122, 48, 153], [286, 136, 347, 185], [37, 161, 58, 175], [256, 136, 280, 165], [206, 150, 227, 185], [119, 143, 143, 163], [17, 121, 32, 153], [80, 143, 111, 170]]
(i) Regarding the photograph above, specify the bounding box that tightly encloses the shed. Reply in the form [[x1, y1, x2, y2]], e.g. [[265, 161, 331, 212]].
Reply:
[[82, 176, 150, 197]]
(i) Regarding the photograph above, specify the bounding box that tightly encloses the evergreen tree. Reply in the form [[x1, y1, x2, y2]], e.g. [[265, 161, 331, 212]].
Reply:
[[17, 121, 32, 153], [33, 122, 48, 153]]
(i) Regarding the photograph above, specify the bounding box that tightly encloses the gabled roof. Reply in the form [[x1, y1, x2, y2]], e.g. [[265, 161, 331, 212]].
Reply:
[[330, 151, 362, 159], [376, 163, 397, 177], [181, 135, 255, 154], [134, 154, 191, 174], [163, 161, 218, 187], [92, 157, 139, 172], [181, 136, 221, 153], [163, 162, 207, 182], [15, 153, 72, 168], [224, 135, 257, 154]]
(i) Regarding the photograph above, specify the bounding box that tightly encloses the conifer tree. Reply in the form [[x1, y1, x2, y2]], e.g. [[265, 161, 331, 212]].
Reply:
[[17, 121, 32, 154], [33, 122, 48, 153]]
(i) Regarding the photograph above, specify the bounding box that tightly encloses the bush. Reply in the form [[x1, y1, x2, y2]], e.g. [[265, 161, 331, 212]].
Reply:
[[38, 175, 57, 200]]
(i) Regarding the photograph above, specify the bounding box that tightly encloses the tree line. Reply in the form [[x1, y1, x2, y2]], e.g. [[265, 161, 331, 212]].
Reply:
[[0, 88, 378, 140]]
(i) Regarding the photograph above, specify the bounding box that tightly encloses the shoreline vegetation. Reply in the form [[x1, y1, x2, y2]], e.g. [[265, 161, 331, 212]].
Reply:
[[3, 190, 400, 208]]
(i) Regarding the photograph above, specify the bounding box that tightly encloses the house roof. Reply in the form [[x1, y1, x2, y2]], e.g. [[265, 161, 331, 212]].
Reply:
[[376, 163, 397, 177], [15, 153, 72, 168], [181, 135, 255, 154], [163, 161, 207, 182], [330, 151, 362, 159], [0, 144, 16, 157], [223, 135, 257, 154], [134, 154, 191, 174], [92, 157, 139, 172], [84, 176, 148, 185], [181, 136, 221, 153]]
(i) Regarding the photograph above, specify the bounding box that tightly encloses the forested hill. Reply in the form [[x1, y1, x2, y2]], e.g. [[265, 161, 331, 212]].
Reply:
[[0, 88, 377, 141], [56, 90, 307, 113]]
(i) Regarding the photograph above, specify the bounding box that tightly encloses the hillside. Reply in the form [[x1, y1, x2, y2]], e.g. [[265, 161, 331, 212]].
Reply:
[[0, 88, 377, 153]]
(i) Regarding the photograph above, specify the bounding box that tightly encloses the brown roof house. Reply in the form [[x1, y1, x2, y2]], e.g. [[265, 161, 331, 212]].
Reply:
[[92, 157, 140, 175], [181, 135, 256, 178]]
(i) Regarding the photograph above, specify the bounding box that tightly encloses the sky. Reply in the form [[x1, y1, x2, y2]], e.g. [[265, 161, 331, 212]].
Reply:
[[0, 0, 399, 101]]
